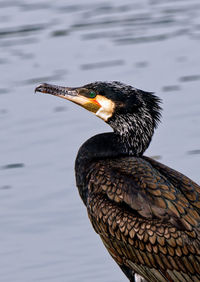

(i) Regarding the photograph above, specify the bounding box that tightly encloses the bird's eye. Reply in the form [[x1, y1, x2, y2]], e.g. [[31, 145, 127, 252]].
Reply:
[[89, 91, 96, 99]]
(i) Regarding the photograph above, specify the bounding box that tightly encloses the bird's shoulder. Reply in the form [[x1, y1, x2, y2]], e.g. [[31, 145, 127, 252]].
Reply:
[[144, 156, 200, 211]]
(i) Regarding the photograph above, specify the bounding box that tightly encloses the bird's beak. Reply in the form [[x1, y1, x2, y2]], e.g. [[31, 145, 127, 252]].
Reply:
[[35, 83, 101, 113], [35, 83, 79, 101]]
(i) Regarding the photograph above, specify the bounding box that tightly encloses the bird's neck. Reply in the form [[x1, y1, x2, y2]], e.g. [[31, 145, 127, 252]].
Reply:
[[108, 113, 154, 156], [75, 128, 152, 205], [77, 132, 129, 162]]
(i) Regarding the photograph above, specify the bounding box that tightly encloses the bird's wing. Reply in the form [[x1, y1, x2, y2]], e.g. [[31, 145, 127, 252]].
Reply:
[[88, 156, 200, 231], [144, 156, 200, 213], [87, 156, 200, 282]]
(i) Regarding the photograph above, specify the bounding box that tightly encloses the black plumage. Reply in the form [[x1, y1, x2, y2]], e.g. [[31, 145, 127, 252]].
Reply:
[[35, 81, 200, 282]]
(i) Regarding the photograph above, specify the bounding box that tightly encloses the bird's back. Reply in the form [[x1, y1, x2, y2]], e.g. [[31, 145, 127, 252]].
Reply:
[[84, 156, 200, 282]]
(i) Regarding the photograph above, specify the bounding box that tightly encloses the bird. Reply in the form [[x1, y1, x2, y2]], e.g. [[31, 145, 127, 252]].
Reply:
[[35, 81, 200, 282]]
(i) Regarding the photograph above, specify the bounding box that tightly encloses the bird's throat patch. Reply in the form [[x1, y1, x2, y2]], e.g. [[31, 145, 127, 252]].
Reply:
[[84, 99, 101, 113], [95, 95, 115, 121]]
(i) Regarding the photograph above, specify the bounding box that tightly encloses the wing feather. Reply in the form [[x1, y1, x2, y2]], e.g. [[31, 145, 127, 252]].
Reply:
[[86, 156, 200, 282]]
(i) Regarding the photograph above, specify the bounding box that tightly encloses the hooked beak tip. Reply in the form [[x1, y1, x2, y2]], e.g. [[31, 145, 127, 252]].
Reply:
[[35, 83, 48, 94]]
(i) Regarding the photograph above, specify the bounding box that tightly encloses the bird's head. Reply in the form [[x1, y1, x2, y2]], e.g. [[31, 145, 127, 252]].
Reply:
[[35, 81, 162, 155]]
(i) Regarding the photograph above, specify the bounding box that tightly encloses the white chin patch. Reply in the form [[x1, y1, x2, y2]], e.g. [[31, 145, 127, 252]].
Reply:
[[95, 95, 115, 121]]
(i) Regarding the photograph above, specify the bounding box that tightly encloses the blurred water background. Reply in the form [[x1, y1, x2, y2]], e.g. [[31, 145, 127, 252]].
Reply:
[[0, 0, 200, 281]]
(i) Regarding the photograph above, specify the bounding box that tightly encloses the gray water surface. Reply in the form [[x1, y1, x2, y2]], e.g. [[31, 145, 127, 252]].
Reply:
[[0, 0, 200, 281]]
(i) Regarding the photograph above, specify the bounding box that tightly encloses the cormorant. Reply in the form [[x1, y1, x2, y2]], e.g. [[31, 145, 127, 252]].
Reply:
[[35, 81, 200, 282]]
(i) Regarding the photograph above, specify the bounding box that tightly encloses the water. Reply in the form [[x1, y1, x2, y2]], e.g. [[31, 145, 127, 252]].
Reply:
[[0, 0, 200, 281]]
